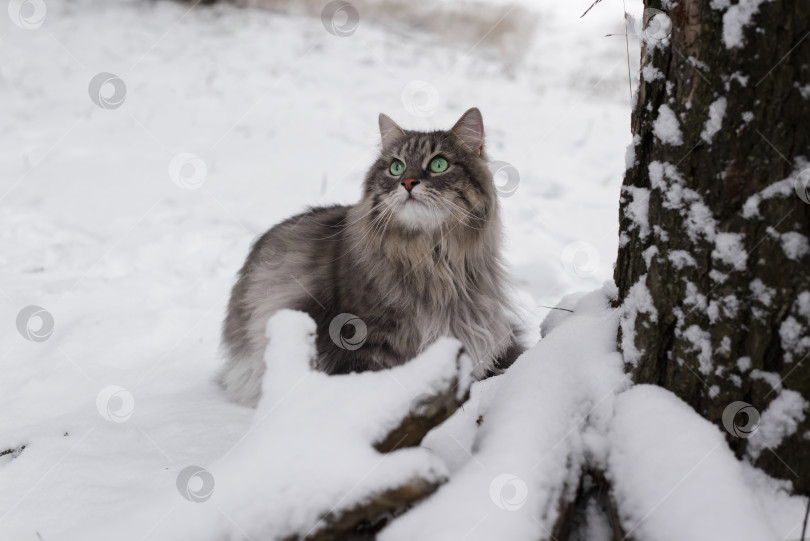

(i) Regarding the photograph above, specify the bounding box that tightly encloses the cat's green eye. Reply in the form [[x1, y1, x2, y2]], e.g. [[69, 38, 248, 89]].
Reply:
[[389, 160, 405, 176], [429, 157, 449, 173]]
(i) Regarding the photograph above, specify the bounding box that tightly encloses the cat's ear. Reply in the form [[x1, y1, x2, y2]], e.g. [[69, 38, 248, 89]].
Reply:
[[451, 107, 485, 156], [378, 113, 405, 152]]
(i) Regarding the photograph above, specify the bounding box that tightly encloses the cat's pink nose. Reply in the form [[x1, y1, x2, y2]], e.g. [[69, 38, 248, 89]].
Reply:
[[402, 178, 420, 192]]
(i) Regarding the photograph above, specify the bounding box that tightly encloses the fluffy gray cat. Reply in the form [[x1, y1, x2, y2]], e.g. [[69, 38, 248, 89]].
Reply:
[[220, 108, 523, 406]]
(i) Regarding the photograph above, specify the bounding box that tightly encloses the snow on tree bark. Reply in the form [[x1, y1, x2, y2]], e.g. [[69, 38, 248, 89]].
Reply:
[[615, 0, 810, 493]]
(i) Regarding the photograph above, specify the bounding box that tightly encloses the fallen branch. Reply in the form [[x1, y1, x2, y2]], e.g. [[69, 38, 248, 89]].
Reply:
[[306, 351, 473, 539]]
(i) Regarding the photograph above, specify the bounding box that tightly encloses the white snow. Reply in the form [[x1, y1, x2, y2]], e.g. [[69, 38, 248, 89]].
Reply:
[[622, 185, 651, 241], [729, 72, 749, 87], [700, 97, 727, 144], [709, 269, 728, 283], [737, 356, 752, 372], [380, 287, 628, 541], [711, 232, 747, 271], [750, 279, 776, 306], [779, 231, 809, 260], [707, 295, 739, 323], [642, 245, 659, 268], [2, 0, 808, 539], [747, 390, 808, 461], [717, 335, 732, 355], [668, 250, 697, 269], [71, 311, 471, 540], [619, 275, 658, 366], [649, 161, 718, 242], [641, 64, 664, 81], [652, 104, 684, 145], [625, 134, 641, 170], [742, 161, 809, 218], [750, 369, 783, 392], [779, 316, 810, 363], [681, 324, 713, 375], [683, 280, 708, 312], [720, 0, 775, 49], [580, 498, 613, 541], [608, 385, 776, 541]]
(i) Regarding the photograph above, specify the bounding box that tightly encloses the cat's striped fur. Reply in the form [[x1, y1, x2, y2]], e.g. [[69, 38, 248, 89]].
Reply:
[[220, 108, 523, 406]]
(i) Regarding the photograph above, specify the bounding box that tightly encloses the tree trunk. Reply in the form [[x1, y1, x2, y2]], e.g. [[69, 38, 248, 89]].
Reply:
[[615, 0, 810, 493]]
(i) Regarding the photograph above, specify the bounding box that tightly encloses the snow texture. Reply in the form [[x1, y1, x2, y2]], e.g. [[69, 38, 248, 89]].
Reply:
[[619, 275, 658, 366], [642, 64, 664, 81], [621, 186, 651, 241], [625, 134, 641, 170], [747, 390, 808, 461], [750, 369, 783, 392], [2, 0, 808, 539], [798, 291, 810, 320], [0, 0, 645, 536], [381, 287, 628, 541], [642, 245, 659, 269], [652, 105, 683, 145], [707, 295, 739, 323], [700, 97, 727, 143], [742, 161, 809, 218], [750, 279, 776, 306], [609, 385, 776, 541], [682, 324, 713, 375], [668, 250, 697, 269], [73, 310, 469, 540], [720, 0, 775, 49], [779, 231, 809, 260], [649, 161, 717, 242], [711, 232, 747, 271], [779, 314, 810, 364]]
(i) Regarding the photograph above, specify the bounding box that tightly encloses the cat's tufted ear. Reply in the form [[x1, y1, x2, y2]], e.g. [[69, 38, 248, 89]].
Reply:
[[450, 108, 484, 156], [379, 113, 406, 152]]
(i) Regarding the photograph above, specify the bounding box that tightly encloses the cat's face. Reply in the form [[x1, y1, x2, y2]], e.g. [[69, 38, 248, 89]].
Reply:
[[363, 108, 495, 232]]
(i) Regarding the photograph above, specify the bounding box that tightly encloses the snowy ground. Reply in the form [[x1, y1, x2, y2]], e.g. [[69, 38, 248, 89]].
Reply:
[[1, 0, 807, 539]]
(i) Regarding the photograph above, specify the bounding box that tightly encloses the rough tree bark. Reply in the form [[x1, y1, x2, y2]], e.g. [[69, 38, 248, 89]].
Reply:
[[615, 0, 810, 494]]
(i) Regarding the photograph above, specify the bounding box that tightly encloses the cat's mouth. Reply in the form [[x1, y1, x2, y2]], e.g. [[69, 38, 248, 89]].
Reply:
[[395, 193, 445, 229]]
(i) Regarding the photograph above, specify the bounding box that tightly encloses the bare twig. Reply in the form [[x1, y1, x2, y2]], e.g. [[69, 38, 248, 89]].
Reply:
[[538, 305, 575, 313], [580, 0, 604, 18]]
